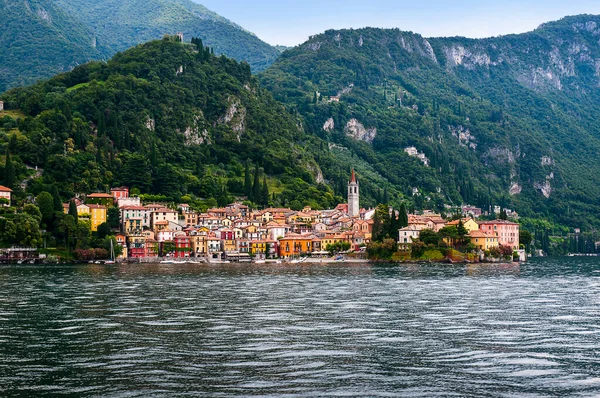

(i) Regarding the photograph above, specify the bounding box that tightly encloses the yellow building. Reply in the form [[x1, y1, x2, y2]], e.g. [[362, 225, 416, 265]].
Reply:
[[470, 230, 499, 251], [447, 217, 479, 233], [63, 203, 107, 232], [321, 233, 347, 249], [87, 205, 107, 232]]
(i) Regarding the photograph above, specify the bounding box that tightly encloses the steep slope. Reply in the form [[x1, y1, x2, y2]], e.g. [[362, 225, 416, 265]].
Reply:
[[55, 0, 280, 72], [0, 0, 107, 92], [0, 38, 338, 209], [261, 16, 600, 228]]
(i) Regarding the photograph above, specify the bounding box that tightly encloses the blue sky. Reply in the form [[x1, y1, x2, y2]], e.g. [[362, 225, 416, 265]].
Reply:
[[194, 0, 600, 46]]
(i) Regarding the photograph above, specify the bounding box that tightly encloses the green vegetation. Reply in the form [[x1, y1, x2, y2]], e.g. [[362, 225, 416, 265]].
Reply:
[[0, 0, 107, 92], [1, 0, 279, 92], [56, 0, 280, 73], [261, 18, 600, 229], [0, 38, 340, 211]]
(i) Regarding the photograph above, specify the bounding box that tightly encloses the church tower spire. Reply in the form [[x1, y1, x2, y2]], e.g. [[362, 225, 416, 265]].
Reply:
[[348, 169, 359, 217]]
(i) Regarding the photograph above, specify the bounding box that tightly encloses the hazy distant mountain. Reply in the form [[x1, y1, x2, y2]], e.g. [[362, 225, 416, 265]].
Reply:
[[55, 0, 280, 72], [0, 0, 108, 92], [0, 0, 279, 91]]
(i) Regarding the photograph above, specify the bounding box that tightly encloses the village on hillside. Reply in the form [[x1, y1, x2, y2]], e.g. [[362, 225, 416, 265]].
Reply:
[[0, 169, 520, 264]]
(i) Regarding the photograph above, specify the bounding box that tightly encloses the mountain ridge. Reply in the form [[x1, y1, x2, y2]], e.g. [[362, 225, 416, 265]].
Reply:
[[261, 14, 600, 228], [0, 0, 279, 92]]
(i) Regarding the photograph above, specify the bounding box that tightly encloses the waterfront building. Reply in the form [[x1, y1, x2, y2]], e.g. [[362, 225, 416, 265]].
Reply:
[[478, 220, 520, 250]]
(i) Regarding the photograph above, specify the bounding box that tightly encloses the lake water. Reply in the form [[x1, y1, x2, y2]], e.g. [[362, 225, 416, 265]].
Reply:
[[1, 258, 600, 397]]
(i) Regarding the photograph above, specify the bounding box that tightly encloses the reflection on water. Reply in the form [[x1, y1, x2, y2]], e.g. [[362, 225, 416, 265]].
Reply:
[[1, 258, 600, 397]]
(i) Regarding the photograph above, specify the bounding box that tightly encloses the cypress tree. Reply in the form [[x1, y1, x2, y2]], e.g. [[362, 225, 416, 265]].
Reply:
[[68, 200, 78, 219], [97, 111, 106, 137], [261, 176, 269, 208], [383, 187, 389, 205], [244, 160, 251, 198], [51, 185, 62, 211], [4, 148, 15, 189], [398, 203, 408, 228], [388, 208, 398, 240], [8, 134, 17, 152], [252, 165, 260, 203]]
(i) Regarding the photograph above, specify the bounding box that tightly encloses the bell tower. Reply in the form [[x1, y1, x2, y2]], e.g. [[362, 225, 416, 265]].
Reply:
[[348, 169, 359, 217]]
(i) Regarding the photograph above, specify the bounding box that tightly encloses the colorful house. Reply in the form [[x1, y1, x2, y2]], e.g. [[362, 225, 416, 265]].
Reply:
[[469, 230, 499, 251], [173, 232, 192, 258], [278, 233, 314, 257], [121, 206, 150, 228], [478, 220, 520, 250], [151, 208, 178, 228], [63, 203, 107, 231], [0, 185, 12, 205], [110, 187, 129, 200], [447, 217, 479, 233], [249, 240, 278, 259]]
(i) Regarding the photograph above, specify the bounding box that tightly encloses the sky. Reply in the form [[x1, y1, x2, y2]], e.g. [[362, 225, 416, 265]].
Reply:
[[194, 0, 600, 46]]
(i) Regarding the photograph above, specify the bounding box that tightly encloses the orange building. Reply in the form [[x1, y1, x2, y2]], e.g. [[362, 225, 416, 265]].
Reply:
[[278, 233, 315, 257]]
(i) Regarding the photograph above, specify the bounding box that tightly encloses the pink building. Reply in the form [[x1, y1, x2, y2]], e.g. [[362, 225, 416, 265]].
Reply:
[[478, 220, 520, 250]]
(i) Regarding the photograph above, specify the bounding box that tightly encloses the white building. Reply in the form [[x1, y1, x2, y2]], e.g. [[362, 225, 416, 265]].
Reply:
[[151, 208, 178, 229], [0, 185, 11, 206], [118, 197, 141, 208], [121, 206, 151, 228]]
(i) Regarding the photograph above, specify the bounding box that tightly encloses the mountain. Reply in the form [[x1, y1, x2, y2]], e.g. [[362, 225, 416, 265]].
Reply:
[[0, 38, 338, 210], [260, 15, 600, 229], [0, 0, 109, 92], [55, 0, 280, 72], [0, 0, 280, 92]]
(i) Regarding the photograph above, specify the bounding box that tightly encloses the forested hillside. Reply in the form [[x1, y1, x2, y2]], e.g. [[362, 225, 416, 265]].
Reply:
[[0, 0, 279, 91], [0, 0, 108, 92], [261, 15, 600, 229], [0, 38, 340, 210]]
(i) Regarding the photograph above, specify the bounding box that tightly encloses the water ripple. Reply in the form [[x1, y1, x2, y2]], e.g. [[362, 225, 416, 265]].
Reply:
[[1, 258, 600, 396]]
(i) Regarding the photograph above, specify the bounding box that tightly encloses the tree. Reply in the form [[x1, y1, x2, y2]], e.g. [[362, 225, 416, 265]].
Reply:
[[439, 226, 459, 248], [372, 204, 391, 242], [419, 229, 440, 246], [13, 213, 42, 247], [107, 207, 120, 229], [23, 204, 42, 225], [244, 159, 251, 198], [499, 208, 508, 220], [252, 165, 261, 204], [456, 220, 468, 245], [388, 208, 398, 240], [96, 222, 112, 240], [36, 191, 54, 227], [76, 221, 91, 249], [68, 200, 78, 218], [51, 185, 62, 211], [398, 203, 408, 229], [261, 176, 269, 208], [519, 230, 532, 248], [3, 148, 15, 189]]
